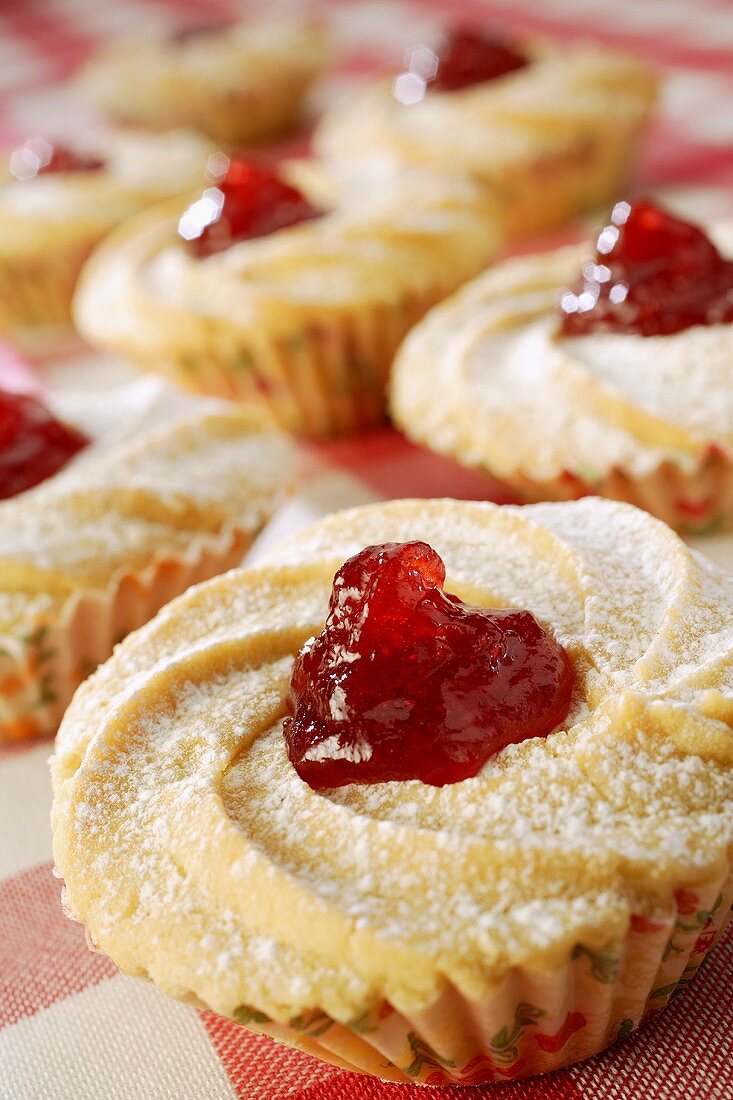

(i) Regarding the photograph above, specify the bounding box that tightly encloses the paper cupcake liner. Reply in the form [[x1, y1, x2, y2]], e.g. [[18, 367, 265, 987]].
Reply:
[[503, 445, 733, 534], [154, 289, 444, 438], [226, 868, 732, 1086], [394, 392, 733, 533], [197, 77, 311, 145], [0, 521, 253, 744], [107, 76, 309, 146], [0, 239, 98, 340], [490, 117, 647, 239]]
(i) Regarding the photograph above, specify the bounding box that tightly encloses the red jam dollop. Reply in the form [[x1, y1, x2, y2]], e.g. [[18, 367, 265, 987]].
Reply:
[[559, 199, 733, 338], [430, 28, 528, 93], [0, 390, 88, 500], [284, 541, 574, 788], [181, 159, 322, 259]]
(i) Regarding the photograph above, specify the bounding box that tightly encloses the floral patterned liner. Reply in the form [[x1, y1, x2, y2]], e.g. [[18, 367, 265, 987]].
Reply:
[[0, 521, 254, 743], [225, 871, 732, 1087], [0, 236, 101, 339], [472, 443, 733, 536], [150, 289, 447, 439]]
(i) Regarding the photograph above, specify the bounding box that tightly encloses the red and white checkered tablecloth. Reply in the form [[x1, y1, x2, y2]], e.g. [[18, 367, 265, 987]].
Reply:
[[2, 1, 733, 1097]]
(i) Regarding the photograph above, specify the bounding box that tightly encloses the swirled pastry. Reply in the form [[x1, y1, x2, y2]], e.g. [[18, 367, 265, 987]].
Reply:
[[0, 129, 214, 341], [73, 160, 502, 437], [314, 29, 656, 238], [0, 383, 295, 742], [79, 18, 330, 145], [52, 498, 733, 1085], [392, 210, 733, 533]]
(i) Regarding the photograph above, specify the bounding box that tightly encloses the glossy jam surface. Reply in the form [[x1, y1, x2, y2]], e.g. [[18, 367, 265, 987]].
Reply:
[[284, 542, 574, 788], [431, 28, 528, 92], [182, 159, 322, 259], [560, 199, 733, 338], [0, 390, 88, 500]]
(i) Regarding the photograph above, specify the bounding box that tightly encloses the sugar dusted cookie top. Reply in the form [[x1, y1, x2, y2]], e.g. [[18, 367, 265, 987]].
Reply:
[[0, 384, 295, 633], [0, 130, 214, 255], [315, 36, 656, 185], [392, 219, 733, 486], [52, 497, 733, 1024], [73, 165, 502, 359]]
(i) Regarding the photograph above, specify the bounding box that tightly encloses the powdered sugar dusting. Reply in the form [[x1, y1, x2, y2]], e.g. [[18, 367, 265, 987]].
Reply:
[[0, 396, 295, 615], [52, 498, 733, 1025], [316, 42, 654, 183], [393, 230, 733, 482]]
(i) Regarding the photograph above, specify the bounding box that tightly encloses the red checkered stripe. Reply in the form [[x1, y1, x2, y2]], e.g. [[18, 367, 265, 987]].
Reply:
[[1, 852, 731, 1099], [2, 0, 733, 172], [1, 0, 733, 1097]]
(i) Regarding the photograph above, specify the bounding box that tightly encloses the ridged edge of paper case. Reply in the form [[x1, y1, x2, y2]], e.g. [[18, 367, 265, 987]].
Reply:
[[224, 871, 732, 1086], [145, 289, 461, 438], [0, 520, 254, 743]]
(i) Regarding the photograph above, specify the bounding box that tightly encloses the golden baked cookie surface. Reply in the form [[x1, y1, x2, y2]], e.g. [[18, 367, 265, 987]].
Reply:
[[315, 41, 657, 236], [0, 129, 214, 338], [391, 222, 733, 530], [0, 393, 295, 741], [79, 19, 330, 144], [51, 498, 733, 1028], [73, 170, 502, 436], [0, 129, 214, 254]]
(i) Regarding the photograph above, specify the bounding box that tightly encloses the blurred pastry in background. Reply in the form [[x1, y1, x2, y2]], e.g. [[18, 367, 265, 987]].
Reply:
[[78, 18, 330, 145], [0, 128, 214, 344], [73, 156, 503, 437], [391, 199, 733, 532], [314, 27, 657, 238], [0, 378, 296, 743]]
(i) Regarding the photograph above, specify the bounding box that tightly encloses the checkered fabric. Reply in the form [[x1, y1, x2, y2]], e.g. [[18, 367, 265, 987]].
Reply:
[[1, 1, 733, 1097]]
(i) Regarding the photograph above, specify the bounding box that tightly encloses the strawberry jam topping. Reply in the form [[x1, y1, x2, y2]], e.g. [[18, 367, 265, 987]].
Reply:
[[431, 28, 528, 93], [559, 199, 733, 337], [181, 159, 322, 259], [0, 389, 88, 500], [284, 541, 574, 788]]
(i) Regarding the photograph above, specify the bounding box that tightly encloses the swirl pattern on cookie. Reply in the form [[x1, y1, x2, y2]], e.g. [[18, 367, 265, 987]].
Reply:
[[315, 41, 656, 236], [52, 498, 733, 1026], [74, 170, 502, 435], [0, 398, 295, 741], [0, 405, 293, 632], [1, 129, 214, 250], [391, 223, 733, 528], [80, 20, 330, 145]]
